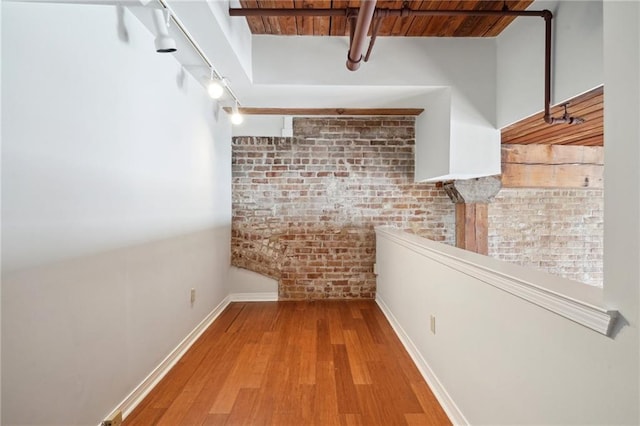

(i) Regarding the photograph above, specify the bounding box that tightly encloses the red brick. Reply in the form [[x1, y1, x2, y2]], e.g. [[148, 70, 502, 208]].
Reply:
[[232, 117, 455, 300]]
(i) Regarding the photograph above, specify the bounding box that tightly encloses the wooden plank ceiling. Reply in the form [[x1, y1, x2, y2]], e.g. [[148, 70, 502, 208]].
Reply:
[[238, 0, 533, 37], [501, 86, 604, 146]]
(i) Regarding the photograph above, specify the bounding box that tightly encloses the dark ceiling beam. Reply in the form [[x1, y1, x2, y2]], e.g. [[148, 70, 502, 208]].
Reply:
[[228, 7, 548, 18]]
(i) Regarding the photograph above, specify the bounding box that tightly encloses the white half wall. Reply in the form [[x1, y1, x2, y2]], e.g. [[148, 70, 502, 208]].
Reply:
[[1, 2, 232, 424], [375, 226, 636, 424], [376, 2, 639, 423]]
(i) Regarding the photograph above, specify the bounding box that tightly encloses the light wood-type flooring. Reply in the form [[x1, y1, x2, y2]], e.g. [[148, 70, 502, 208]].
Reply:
[[123, 300, 451, 426]]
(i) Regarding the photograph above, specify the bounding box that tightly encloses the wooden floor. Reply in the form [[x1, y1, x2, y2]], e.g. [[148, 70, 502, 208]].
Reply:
[[124, 301, 451, 426]]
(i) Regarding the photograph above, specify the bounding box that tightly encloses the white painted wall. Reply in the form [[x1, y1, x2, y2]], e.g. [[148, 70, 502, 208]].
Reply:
[[232, 115, 289, 137], [203, 0, 253, 80], [415, 89, 451, 182], [376, 2, 639, 423], [251, 36, 497, 126], [250, 36, 501, 180], [0, 2, 3, 421], [128, 7, 506, 180], [497, 0, 604, 127], [602, 2, 640, 418], [228, 266, 278, 295], [1, 2, 232, 424], [168, 0, 253, 84]]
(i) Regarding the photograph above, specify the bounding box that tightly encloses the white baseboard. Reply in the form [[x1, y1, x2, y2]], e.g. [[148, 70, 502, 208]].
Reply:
[[103, 292, 279, 423], [375, 295, 468, 426], [229, 292, 278, 302], [107, 295, 232, 422]]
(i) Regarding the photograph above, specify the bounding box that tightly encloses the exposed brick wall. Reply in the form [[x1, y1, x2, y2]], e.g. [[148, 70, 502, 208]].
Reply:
[[232, 117, 454, 299], [488, 188, 604, 287]]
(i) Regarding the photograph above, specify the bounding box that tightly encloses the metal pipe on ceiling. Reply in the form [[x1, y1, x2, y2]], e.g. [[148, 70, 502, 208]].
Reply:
[[364, 17, 383, 63], [229, 5, 583, 125], [346, 0, 377, 71], [544, 11, 553, 124], [348, 15, 356, 46]]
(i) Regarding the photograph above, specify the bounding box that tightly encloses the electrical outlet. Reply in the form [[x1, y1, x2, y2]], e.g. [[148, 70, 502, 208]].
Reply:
[[190, 288, 196, 306], [430, 315, 436, 335], [102, 410, 122, 426], [373, 263, 378, 275]]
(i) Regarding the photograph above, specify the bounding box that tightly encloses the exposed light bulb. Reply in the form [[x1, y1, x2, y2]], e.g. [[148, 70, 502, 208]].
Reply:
[[231, 111, 244, 125], [231, 103, 243, 125], [207, 80, 224, 99]]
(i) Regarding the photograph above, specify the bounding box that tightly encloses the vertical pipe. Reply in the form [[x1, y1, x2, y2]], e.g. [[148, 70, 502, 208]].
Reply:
[[346, 0, 377, 71], [364, 18, 383, 62], [349, 15, 356, 46], [543, 11, 553, 123]]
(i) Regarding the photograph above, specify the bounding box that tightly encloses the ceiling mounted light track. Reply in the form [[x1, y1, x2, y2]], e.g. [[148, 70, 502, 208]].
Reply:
[[229, 5, 585, 126], [155, 0, 243, 125]]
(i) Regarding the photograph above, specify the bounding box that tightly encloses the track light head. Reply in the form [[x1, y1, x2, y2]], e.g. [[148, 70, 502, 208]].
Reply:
[[152, 8, 176, 53], [155, 34, 177, 53]]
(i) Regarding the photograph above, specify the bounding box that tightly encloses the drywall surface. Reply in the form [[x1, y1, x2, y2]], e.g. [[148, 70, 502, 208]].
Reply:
[[0, 2, 3, 421], [233, 115, 288, 137], [376, 3, 639, 423], [415, 89, 451, 181], [251, 36, 501, 180], [376, 228, 635, 424], [1, 2, 231, 424], [169, 0, 253, 83], [251, 35, 497, 125], [602, 2, 640, 421], [228, 266, 278, 295], [497, 0, 604, 127]]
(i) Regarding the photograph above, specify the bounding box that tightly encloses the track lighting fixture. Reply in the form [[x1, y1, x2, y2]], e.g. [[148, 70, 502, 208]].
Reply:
[[155, 0, 243, 125], [153, 8, 176, 53], [230, 101, 244, 125]]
